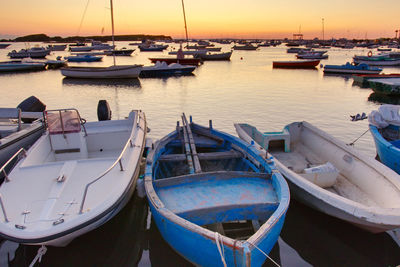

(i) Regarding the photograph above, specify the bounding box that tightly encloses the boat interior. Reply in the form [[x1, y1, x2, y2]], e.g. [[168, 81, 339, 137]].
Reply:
[[21, 109, 131, 167], [239, 123, 400, 209], [0, 108, 41, 140], [379, 125, 400, 148], [152, 115, 279, 239]]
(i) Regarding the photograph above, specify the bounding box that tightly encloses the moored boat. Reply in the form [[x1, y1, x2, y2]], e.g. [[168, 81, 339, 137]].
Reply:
[[104, 48, 135, 56], [139, 61, 195, 77], [145, 114, 289, 266], [273, 59, 320, 69], [232, 44, 258, 50], [193, 51, 232, 61], [0, 107, 147, 246], [368, 78, 400, 95], [323, 62, 382, 75], [64, 54, 103, 62], [0, 60, 46, 72], [60, 65, 142, 79], [7, 47, 50, 59], [352, 73, 400, 87], [148, 57, 201, 66], [235, 122, 400, 233]]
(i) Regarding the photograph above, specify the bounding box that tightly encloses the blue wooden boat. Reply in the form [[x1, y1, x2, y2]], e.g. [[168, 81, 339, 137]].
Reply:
[[370, 124, 400, 174], [145, 114, 289, 267], [64, 54, 103, 62]]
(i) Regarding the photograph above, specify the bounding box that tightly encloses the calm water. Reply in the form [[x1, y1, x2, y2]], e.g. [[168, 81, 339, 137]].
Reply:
[[0, 42, 399, 266]]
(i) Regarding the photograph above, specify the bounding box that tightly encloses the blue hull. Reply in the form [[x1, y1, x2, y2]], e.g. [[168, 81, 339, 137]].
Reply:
[[145, 117, 289, 266], [370, 124, 400, 174]]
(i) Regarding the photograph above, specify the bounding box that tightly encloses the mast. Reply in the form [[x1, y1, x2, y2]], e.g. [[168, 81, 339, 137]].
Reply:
[[322, 18, 325, 41], [110, 0, 116, 66], [181, 0, 189, 48]]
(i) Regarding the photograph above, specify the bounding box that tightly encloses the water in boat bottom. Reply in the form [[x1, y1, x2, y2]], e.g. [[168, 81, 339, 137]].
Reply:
[[0, 192, 399, 267]]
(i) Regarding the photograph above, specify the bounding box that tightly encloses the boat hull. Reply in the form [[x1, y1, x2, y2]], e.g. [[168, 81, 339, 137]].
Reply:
[[0, 63, 46, 72], [273, 60, 320, 68], [139, 66, 195, 78], [60, 65, 142, 79], [368, 78, 400, 95], [148, 58, 201, 66]]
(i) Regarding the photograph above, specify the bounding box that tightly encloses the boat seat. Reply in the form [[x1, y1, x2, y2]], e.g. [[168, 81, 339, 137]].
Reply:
[[158, 150, 243, 162], [262, 128, 290, 152]]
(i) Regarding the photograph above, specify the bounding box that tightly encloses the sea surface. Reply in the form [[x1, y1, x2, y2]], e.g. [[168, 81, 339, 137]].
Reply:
[[0, 42, 399, 266]]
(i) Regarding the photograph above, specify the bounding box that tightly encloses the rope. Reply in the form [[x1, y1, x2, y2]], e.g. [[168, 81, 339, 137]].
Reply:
[[347, 128, 370, 146], [29, 245, 47, 267], [76, 0, 90, 36], [214, 232, 227, 267], [245, 240, 281, 267]]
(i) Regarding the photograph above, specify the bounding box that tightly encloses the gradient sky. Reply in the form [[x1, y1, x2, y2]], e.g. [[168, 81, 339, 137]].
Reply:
[[0, 0, 399, 39]]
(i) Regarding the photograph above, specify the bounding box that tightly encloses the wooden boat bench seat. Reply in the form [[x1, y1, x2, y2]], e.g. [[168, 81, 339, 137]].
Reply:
[[154, 171, 279, 225], [158, 150, 243, 162]]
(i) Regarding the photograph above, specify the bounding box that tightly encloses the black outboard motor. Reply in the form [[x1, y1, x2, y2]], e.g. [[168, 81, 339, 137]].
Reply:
[[17, 96, 46, 123], [97, 100, 112, 121]]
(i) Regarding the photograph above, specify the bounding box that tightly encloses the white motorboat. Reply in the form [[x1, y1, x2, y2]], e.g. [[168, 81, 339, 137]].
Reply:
[[0, 108, 147, 246], [0, 108, 44, 175], [235, 122, 400, 233]]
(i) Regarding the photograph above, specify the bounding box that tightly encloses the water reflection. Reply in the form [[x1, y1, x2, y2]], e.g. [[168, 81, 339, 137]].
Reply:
[[280, 200, 400, 266], [3, 192, 148, 267], [323, 72, 353, 81], [368, 92, 400, 105], [62, 77, 142, 89]]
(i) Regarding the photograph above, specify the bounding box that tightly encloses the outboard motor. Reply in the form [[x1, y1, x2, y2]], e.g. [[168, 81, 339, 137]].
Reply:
[[97, 100, 112, 121], [17, 96, 46, 123]]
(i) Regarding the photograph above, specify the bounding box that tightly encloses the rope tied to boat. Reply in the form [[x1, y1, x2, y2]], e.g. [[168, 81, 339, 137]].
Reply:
[[214, 232, 227, 267], [347, 128, 370, 146], [29, 245, 47, 267], [245, 240, 281, 267]]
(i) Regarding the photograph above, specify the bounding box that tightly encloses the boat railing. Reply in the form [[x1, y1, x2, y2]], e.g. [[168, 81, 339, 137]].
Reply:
[[78, 112, 142, 214], [44, 108, 88, 138], [0, 147, 27, 183]]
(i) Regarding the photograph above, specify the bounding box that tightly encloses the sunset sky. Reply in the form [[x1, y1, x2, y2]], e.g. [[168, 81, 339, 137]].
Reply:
[[0, 0, 399, 39]]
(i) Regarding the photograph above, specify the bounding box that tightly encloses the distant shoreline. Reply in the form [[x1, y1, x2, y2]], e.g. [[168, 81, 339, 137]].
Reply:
[[0, 33, 172, 43]]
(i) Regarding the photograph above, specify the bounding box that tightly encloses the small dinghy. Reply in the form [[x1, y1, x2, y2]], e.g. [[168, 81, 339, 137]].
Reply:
[[369, 104, 400, 174], [0, 107, 146, 246], [139, 61, 195, 78], [145, 114, 289, 267], [235, 122, 400, 233]]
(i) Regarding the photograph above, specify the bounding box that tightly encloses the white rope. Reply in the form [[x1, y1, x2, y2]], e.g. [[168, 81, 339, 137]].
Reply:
[[246, 240, 281, 267], [214, 232, 227, 267], [29, 245, 47, 267]]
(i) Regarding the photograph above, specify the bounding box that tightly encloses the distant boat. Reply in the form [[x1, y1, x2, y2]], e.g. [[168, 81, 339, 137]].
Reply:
[[273, 59, 320, 68], [0, 108, 147, 246], [352, 73, 400, 87], [64, 54, 103, 62], [139, 61, 195, 77], [0, 43, 11, 49], [353, 54, 400, 66], [138, 44, 168, 52], [145, 114, 289, 266], [60, 0, 142, 79], [232, 44, 258, 50], [148, 57, 201, 66], [194, 51, 232, 61], [104, 48, 135, 56], [47, 44, 67, 51], [235, 122, 400, 233], [8, 47, 50, 59], [0, 60, 46, 72], [296, 51, 328, 60], [323, 62, 382, 74]]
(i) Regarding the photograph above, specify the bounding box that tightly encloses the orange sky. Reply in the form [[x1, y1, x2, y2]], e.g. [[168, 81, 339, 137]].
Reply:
[[0, 0, 399, 39]]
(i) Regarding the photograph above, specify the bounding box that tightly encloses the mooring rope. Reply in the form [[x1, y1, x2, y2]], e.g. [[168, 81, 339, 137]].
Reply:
[[245, 240, 281, 267], [214, 232, 227, 267], [29, 245, 47, 267], [347, 128, 370, 146]]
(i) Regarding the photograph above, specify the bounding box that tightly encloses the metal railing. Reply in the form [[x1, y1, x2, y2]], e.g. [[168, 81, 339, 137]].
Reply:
[[78, 113, 142, 214], [44, 108, 88, 137], [0, 148, 27, 183]]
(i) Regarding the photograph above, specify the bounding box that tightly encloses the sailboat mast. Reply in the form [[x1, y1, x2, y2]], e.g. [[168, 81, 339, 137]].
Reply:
[[181, 0, 189, 48], [110, 0, 116, 65]]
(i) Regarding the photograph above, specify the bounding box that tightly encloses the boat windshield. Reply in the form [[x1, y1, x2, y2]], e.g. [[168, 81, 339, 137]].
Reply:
[[46, 109, 81, 135]]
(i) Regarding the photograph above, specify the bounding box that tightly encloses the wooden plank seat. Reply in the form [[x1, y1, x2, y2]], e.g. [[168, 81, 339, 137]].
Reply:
[[158, 150, 243, 162]]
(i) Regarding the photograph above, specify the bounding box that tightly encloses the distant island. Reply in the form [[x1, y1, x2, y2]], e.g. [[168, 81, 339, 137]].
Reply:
[[0, 33, 172, 42]]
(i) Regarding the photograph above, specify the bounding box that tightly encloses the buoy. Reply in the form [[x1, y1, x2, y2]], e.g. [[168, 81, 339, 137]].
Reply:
[[97, 100, 112, 121], [368, 51, 372, 57]]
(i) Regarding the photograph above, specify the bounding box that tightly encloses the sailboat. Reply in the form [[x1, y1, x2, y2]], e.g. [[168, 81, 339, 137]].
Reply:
[[61, 0, 142, 79]]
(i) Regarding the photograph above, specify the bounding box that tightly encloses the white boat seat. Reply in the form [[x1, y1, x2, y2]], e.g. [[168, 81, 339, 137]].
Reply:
[[261, 128, 290, 152]]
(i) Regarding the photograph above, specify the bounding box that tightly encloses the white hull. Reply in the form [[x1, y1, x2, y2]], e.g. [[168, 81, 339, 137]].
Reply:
[[0, 109, 146, 246], [323, 68, 381, 74], [61, 65, 142, 79], [235, 122, 400, 232]]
